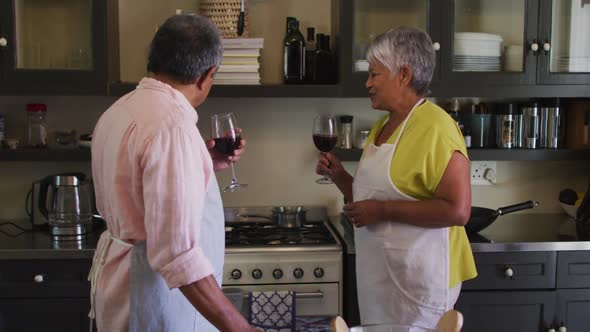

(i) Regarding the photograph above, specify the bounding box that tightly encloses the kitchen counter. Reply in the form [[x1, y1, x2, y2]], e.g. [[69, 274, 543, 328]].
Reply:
[[329, 213, 590, 253], [0, 220, 102, 260]]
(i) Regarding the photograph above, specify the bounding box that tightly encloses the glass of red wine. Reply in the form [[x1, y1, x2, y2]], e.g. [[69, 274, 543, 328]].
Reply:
[[313, 115, 338, 184], [211, 113, 247, 192]]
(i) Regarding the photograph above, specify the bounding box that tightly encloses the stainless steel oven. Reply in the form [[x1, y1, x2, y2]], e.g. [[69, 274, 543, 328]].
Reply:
[[222, 207, 343, 317]]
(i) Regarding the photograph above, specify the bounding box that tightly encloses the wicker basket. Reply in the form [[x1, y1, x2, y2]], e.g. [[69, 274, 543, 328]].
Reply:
[[199, 0, 249, 38]]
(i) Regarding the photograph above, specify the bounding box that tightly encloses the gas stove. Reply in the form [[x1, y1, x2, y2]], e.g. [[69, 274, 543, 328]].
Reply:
[[222, 206, 343, 317]]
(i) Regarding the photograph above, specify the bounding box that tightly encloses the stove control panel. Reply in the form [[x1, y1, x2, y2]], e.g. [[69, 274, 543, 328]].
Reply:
[[224, 251, 342, 285]]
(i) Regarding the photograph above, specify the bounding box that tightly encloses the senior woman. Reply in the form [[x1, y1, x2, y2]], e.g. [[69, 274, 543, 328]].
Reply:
[[316, 27, 477, 328]]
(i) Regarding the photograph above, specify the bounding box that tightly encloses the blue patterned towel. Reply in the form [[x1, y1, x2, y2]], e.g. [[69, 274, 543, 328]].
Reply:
[[249, 290, 296, 332]]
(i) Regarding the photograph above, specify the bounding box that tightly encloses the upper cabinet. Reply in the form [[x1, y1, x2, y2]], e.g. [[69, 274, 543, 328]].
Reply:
[[0, 0, 109, 94]]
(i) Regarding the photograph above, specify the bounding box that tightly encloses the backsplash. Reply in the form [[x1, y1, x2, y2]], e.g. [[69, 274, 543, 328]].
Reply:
[[0, 95, 588, 220]]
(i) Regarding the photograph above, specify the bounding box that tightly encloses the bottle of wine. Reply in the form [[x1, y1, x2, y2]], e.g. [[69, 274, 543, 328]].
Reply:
[[283, 20, 306, 83], [313, 34, 333, 84], [305, 27, 316, 82]]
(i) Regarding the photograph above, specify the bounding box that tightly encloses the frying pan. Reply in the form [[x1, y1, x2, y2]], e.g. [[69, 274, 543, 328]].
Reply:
[[466, 200, 539, 234]]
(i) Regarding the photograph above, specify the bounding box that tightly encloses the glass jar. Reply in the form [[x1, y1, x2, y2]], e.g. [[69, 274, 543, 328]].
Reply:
[[339, 115, 354, 149], [356, 130, 370, 149], [26, 103, 48, 148]]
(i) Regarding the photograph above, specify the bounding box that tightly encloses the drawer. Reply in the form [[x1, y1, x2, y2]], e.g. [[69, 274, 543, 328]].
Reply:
[[0, 260, 91, 298], [557, 251, 590, 288], [463, 252, 556, 290]]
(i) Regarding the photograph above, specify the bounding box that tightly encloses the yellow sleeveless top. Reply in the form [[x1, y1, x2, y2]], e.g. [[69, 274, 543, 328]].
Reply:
[[364, 100, 477, 288]]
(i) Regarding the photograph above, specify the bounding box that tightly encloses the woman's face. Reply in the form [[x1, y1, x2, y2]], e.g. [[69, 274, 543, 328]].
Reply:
[[365, 61, 399, 110]]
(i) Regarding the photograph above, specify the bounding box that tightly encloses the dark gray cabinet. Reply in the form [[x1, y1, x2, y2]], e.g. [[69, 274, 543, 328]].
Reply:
[[0, 259, 91, 332], [457, 251, 590, 332], [0, 0, 109, 94], [456, 291, 555, 332]]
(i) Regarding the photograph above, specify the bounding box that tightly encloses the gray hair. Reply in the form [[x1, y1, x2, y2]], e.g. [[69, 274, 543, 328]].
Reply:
[[147, 14, 223, 84], [366, 26, 435, 96]]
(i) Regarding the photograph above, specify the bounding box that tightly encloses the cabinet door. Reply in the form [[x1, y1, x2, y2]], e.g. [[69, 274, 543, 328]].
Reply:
[[455, 291, 556, 332], [537, 0, 590, 84], [0, 298, 90, 332], [0, 0, 108, 94], [556, 289, 590, 332], [342, 0, 442, 96], [440, 0, 538, 87]]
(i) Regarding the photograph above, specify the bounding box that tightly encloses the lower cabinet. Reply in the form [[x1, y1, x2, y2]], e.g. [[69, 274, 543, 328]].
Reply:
[[455, 291, 555, 332], [0, 298, 90, 332], [456, 251, 590, 332]]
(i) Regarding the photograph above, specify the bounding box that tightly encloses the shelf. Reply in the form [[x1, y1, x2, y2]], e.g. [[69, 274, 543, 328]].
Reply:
[[109, 82, 341, 98], [0, 148, 91, 161], [333, 147, 590, 162]]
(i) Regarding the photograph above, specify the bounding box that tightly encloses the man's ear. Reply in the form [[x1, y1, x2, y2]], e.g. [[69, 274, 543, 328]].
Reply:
[[196, 66, 218, 90], [399, 65, 413, 87]]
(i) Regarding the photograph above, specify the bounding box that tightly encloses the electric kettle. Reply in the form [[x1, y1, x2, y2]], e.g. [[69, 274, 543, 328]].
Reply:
[[31, 173, 94, 238]]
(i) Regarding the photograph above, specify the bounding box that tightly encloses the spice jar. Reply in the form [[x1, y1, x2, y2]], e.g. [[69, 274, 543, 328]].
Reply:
[[356, 130, 370, 149], [339, 115, 354, 149], [26, 103, 48, 148]]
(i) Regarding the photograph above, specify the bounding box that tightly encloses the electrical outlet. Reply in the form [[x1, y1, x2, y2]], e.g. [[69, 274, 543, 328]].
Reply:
[[470, 161, 497, 185]]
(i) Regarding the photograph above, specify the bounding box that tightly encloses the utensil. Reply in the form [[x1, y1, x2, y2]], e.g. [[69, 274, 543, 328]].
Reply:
[[238, 206, 307, 228], [466, 200, 539, 234], [237, 0, 245, 36]]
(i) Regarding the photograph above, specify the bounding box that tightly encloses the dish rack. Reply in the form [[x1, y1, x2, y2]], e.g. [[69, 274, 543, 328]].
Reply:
[[199, 0, 249, 38]]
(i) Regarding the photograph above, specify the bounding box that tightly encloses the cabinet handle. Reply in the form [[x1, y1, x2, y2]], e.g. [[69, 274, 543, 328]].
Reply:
[[543, 42, 551, 53], [548, 329, 556, 332], [558, 326, 566, 332], [33, 274, 44, 283], [504, 267, 514, 278], [0, 37, 7, 47], [530, 41, 539, 53], [433, 42, 441, 52]]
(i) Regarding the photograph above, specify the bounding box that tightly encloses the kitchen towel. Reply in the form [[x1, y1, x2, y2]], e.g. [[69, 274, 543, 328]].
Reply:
[[249, 290, 296, 332]]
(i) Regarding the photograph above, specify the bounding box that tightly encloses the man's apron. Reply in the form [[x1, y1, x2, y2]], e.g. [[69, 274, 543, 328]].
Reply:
[[89, 176, 225, 332], [352, 99, 460, 329]]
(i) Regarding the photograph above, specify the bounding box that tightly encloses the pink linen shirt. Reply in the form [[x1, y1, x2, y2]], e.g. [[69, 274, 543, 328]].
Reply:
[[91, 77, 216, 331]]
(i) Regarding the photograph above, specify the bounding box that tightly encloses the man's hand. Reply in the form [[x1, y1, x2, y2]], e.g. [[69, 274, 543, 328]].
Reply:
[[207, 131, 246, 172]]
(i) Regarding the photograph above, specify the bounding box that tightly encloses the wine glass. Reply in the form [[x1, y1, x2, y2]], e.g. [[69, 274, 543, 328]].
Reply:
[[313, 115, 338, 184], [211, 113, 247, 192]]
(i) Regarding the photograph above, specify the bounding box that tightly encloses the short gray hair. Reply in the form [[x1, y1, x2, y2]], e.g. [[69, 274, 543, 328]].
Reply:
[[147, 14, 223, 84], [366, 26, 435, 96]]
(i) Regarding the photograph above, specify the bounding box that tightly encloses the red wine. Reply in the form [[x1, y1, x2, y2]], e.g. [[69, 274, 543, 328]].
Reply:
[[214, 136, 242, 156], [313, 134, 337, 152]]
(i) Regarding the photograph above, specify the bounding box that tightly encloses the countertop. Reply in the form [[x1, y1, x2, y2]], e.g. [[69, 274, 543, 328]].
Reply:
[[2, 213, 590, 260], [329, 213, 590, 253]]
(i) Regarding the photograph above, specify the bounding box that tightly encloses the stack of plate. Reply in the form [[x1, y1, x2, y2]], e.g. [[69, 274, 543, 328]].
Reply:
[[552, 56, 590, 72], [504, 45, 523, 72], [453, 32, 503, 72]]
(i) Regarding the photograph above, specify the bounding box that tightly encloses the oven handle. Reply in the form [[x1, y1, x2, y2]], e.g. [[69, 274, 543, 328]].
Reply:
[[242, 291, 324, 299]]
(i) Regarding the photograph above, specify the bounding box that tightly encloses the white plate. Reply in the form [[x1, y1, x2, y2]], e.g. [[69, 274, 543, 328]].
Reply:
[[455, 32, 503, 42]]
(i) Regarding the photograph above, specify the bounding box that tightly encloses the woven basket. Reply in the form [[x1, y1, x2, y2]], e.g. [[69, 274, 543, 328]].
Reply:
[[199, 0, 249, 38]]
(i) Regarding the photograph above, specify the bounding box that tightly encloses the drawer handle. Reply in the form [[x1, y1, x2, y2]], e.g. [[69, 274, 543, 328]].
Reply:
[[504, 267, 514, 278], [241, 291, 324, 299], [34, 274, 44, 283]]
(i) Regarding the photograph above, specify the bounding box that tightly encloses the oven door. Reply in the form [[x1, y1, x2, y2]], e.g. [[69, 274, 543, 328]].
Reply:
[[222, 283, 340, 317]]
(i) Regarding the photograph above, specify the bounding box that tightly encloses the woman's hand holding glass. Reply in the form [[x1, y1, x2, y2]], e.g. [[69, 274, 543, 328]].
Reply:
[[313, 115, 338, 184]]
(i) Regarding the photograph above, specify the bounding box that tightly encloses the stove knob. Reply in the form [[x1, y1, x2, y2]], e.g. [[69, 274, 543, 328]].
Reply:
[[272, 269, 283, 279], [314, 268, 325, 278], [293, 268, 304, 279], [230, 269, 242, 280], [252, 269, 263, 279]]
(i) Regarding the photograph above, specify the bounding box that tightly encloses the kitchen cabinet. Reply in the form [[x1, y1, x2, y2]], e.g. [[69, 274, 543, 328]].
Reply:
[[0, 0, 110, 95], [455, 250, 590, 332], [342, 0, 590, 97], [0, 259, 92, 332]]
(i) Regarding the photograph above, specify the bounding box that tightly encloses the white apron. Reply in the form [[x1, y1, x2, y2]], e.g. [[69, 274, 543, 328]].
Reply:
[[89, 175, 225, 332], [352, 99, 460, 329]]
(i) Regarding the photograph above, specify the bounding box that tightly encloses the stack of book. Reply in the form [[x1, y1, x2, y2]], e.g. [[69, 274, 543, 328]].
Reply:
[[216, 38, 264, 85]]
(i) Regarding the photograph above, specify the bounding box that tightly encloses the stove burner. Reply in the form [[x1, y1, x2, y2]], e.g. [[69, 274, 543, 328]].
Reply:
[[225, 222, 336, 247]]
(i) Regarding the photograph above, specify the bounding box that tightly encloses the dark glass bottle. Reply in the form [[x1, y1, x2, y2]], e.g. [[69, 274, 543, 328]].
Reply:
[[313, 34, 333, 84], [283, 20, 306, 83], [305, 27, 316, 82]]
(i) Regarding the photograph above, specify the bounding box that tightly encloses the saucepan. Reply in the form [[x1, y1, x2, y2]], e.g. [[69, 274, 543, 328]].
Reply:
[[238, 206, 307, 228], [466, 200, 539, 234]]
